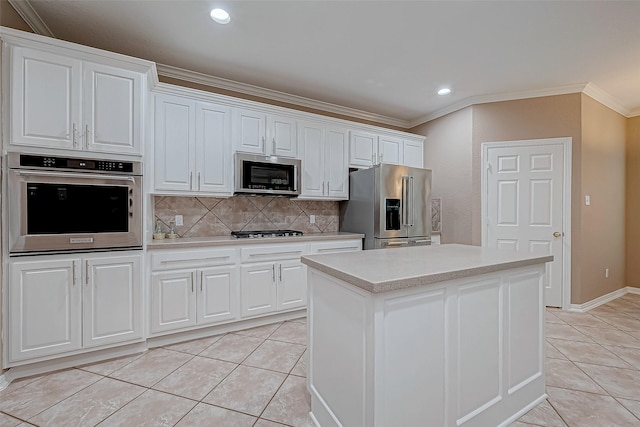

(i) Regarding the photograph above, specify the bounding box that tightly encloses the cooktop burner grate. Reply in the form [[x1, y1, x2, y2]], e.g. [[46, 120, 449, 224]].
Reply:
[[231, 229, 304, 238]]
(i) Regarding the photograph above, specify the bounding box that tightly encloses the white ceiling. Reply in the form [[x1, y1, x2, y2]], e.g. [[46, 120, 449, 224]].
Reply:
[[12, 0, 640, 128]]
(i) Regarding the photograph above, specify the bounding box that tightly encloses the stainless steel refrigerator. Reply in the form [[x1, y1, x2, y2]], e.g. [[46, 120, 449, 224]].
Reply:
[[340, 163, 432, 249]]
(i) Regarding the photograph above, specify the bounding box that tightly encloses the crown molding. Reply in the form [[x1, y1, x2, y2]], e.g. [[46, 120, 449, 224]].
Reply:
[[156, 63, 412, 129], [408, 83, 591, 127], [582, 82, 632, 117], [7, 0, 54, 37]]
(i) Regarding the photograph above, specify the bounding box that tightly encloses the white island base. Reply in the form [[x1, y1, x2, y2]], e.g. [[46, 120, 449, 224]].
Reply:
[[302, 245, 552, 427]]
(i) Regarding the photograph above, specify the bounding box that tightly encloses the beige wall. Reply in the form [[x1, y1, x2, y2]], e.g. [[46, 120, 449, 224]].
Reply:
[[0, 0, 32, 31], [411, 107, 473, 244], [627, 117, 640, 287], [579, 95, 626, 302], [411, 93, 632, 305]]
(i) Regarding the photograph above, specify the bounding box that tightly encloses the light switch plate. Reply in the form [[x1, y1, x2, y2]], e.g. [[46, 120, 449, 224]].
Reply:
[[585, 195, 591, 206], [175, 215, 184, 226]]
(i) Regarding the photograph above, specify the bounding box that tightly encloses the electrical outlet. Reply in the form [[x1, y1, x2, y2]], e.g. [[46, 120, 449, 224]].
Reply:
[[175, 215, 184, 226], [605, 268, 609, 278], [310, 215, 316, 224], [585, 195, 591, 206]]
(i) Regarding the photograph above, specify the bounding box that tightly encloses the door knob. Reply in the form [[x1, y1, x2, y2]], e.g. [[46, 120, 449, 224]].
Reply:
[[553, 232, 563, 237]]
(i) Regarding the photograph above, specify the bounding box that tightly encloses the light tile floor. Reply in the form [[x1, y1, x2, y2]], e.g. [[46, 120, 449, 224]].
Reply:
[[1, 295, 640, 426]]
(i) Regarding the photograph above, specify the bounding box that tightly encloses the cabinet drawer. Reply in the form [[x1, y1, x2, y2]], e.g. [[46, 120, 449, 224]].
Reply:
[[151, 248, 237, 270], [241, 244, 307, 263], [309, 239, 362, 254]]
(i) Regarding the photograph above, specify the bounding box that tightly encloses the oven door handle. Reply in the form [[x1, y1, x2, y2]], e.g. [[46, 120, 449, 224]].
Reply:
[[14, 170, 137, 182]]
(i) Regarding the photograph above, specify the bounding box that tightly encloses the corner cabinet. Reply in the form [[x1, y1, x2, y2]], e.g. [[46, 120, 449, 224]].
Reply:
[[9, 45, 146, 156], [299, 121, 349, 200], [154, 93, 233, 195], [7, 252, 142, 365], [233, 109, 297, 157]]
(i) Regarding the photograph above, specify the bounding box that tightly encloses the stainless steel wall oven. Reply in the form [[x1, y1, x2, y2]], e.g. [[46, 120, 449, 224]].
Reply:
[[8, 153, 143, 254]]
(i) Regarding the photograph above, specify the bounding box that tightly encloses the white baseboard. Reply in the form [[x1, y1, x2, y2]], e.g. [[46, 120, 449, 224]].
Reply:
[[569, 286, 640, 312]]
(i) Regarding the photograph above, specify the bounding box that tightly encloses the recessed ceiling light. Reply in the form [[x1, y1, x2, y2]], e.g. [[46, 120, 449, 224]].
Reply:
[[437, 88, 451, 96], [210, 8, 231, 24]]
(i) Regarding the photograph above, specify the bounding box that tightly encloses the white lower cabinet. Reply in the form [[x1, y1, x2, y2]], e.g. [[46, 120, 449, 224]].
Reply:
[[8, 253, 142, 364], [149, 249, 239, 334], [239, 244, 307, 318]]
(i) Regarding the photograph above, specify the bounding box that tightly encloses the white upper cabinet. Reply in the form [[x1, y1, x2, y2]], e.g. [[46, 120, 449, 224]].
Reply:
[[154, 93, 232, 195], [299, 121, 348, 200], [378, 135, 403, 165], [349, 130, 378, 168], [403, 139, 424, 168], [233, 109, 297, 157], [350, 130, 424, 169], [83, 62, 142, 155], [9, 45, 144, 155]]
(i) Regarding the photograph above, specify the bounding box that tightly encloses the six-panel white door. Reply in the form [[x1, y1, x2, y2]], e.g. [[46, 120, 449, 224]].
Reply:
[[83, 255, 142, 348], [485, 142, 565, 307], [9, 258, 82, 362]]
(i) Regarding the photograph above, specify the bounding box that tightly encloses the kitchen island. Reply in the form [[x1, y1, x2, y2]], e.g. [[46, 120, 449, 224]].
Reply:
[[301, 244, 553, 427]]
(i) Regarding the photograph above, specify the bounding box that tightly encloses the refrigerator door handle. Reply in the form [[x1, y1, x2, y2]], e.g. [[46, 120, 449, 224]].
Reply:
[[410, 176, 415, 227]]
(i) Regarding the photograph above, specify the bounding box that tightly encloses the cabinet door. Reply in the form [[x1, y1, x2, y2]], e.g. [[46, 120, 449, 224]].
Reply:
[[11, 46, 82, 150], [83, 62, 143, 155], [349, 131, 378, 168], [378, 135, 403, 165], [9, 258, 81, 362], [325, 127, 349, 199], [299, 121, 325, 198], [197, 266, 239, 325], [268, 114, 297, 157], [276, 260, 307, 311], [195, 102, 233, 194], [83, 255, 142, 348], [240, 263, 277, 317], [154, 94, 195, 191], [151, 270, 196, 333], [403, 140, 424, 168], [233, 108, 265, 154]]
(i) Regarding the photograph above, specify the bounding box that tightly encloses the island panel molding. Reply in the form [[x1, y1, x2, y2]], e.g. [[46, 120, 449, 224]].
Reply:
[[303, 244, 549, 427]]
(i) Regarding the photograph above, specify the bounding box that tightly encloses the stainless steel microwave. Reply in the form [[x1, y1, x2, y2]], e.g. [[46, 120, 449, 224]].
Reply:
[[234, 153, 301, 196]]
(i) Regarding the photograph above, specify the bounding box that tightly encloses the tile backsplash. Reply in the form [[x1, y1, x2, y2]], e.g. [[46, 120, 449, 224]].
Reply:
[[154, 196, 340, 238]]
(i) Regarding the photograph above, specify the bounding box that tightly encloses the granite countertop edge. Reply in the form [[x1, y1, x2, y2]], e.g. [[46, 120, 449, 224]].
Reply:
[[301, 250, 553, 293], [146, 232, 365, 250]]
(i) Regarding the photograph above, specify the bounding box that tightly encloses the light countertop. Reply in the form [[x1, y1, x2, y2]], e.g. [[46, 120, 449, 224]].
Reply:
[[147, 232, 364, 250], [301, 244, 553, 293]]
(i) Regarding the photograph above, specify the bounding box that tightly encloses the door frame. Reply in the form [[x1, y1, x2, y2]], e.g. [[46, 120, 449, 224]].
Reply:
[[481, 137, 572, 309]]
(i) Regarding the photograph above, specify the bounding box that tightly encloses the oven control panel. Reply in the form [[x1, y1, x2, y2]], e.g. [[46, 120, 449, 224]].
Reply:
[[15, 154, 138, 174]]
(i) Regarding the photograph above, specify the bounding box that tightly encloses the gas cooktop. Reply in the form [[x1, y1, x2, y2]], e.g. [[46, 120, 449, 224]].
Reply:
[[231, 230, 304, 239]]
